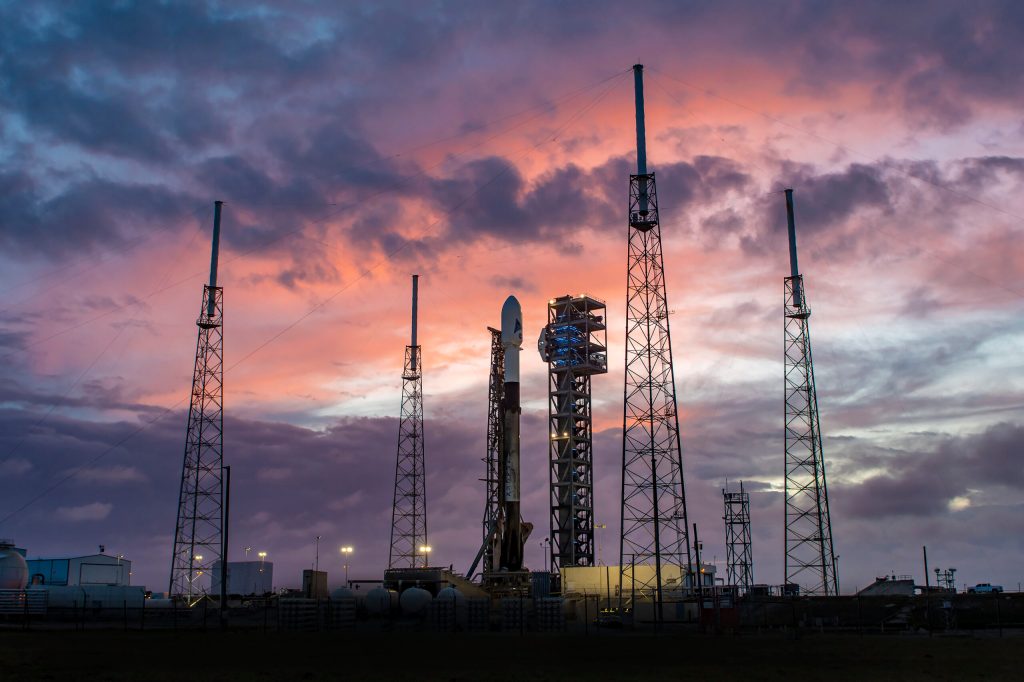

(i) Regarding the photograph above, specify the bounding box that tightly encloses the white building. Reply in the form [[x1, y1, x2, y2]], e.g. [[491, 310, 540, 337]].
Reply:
[[27, 552, 131, 587], [211, 560, 274, 596]]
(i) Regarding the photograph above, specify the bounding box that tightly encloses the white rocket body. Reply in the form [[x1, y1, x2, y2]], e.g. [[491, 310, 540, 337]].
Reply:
[[499, 295, 526, 570]]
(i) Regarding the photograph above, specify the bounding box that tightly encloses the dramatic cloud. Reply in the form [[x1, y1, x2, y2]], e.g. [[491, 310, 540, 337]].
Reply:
[[0, 1, 1022, 594]]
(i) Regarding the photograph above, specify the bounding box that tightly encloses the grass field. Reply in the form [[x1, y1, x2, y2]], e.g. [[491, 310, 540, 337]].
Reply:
[[2, 630, 1022, 680]]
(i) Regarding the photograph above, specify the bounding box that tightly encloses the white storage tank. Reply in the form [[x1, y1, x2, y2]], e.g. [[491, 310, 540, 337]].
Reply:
[[400, 586, 432, 615], [330, 587, 355, 600], [365, 587, 396, 615], [435, 586, 464, 606], [0, 541, 28, 589]]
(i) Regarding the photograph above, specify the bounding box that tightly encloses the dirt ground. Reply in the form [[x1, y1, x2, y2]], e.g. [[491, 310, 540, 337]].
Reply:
[[2, 630, 1022, 680]]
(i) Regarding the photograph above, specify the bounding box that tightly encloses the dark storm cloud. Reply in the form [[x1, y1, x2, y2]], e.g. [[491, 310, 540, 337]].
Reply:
[[711, 0, 1024, 125], [782, 163, 891, 232], [953, 156, 1024, 191], [0, 173, 190, 257], [0, 399, 500, 589], [3, 0, 1020, 267], [426, 153, 752, 247], [836, 422, 1024, 520]]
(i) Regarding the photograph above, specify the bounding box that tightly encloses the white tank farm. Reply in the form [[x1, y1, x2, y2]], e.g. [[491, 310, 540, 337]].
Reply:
[[399, 586, 432, 614], [0, 542, 28, 589], [365, 587, 397, 615]]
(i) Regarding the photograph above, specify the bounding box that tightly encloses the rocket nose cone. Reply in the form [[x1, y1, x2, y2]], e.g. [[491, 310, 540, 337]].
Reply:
[[501, 296, 523, 347]]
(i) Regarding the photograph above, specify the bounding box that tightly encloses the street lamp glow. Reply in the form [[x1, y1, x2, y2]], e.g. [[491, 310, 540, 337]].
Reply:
[[194, 554, 203, 562], [258, 551, 267, 558], [340, 546, 354, 555]]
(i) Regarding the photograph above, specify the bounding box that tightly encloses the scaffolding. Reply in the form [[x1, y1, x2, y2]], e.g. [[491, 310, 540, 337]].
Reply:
[[481, 327, 504, 574], [539, 295, 607, 575], [723, 481, 753, 594]]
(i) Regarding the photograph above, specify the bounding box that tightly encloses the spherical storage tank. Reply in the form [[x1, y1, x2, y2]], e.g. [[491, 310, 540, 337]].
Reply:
[[365, 587, 397, 615], [399, 586, 433, 615], [0, 541, 29, 589]]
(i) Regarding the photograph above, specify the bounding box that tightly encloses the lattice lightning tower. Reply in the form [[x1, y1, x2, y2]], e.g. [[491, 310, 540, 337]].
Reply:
[[170, 201, 226, 603], [723, 481, 753, 594], [539, 295, 608, 574], [389, 275, 428, 569], [481, 326, 504, 574], [619, 65, 692, 612], [783, 189, 838, 596]]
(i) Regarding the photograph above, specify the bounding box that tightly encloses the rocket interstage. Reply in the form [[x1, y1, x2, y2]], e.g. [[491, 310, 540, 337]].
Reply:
[[499, 295, 529, 571]]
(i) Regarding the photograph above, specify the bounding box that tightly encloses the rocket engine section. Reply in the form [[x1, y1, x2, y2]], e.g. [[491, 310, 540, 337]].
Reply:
[[498, 296, 532, 571]]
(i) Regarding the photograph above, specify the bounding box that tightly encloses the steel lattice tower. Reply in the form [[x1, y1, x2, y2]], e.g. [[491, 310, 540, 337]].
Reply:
[[783, 189, 837, 596], [481, 327, 504, 574], [389, 275, 428, 569], [619, 65, 691, 612], [539, 295, 607, 574], [723, 481, 753, 594], [170, 201, 226, 603]]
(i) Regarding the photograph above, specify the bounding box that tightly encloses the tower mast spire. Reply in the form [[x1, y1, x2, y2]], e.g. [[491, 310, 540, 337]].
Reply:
[[389, 275, 428, 569], [170, 201, 226, 603], [619, 64, 692, 621], [783, 190, 838, 596]]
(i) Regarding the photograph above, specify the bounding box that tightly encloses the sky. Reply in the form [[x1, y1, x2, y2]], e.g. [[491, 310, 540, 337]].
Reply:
[[1, 0, 1023, 595]]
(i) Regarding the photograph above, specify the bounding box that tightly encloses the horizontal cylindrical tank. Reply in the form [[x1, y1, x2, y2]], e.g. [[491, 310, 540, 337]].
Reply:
[[435, 586, 464, 606], [399, 586, 433, 615], [365, 587, 397, 615], [331, 587, 355, 600], [0, 543, 28, 589]]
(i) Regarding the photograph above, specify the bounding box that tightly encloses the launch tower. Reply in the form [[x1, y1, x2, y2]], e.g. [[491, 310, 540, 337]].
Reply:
[[481, 327, 504, 573], [538, 295, 607, 576]]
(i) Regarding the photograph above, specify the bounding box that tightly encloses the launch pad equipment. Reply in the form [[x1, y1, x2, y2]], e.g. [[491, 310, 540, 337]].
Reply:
[[538, 294, 608, 577]]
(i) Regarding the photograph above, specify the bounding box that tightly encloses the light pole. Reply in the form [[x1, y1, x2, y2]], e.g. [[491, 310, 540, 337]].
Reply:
[[595, 524, 607, 566], [340, 546, 354, 585], [419, 545, 432, 568], [314, 536, 321, 574], [258, 551, 267, 574]]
